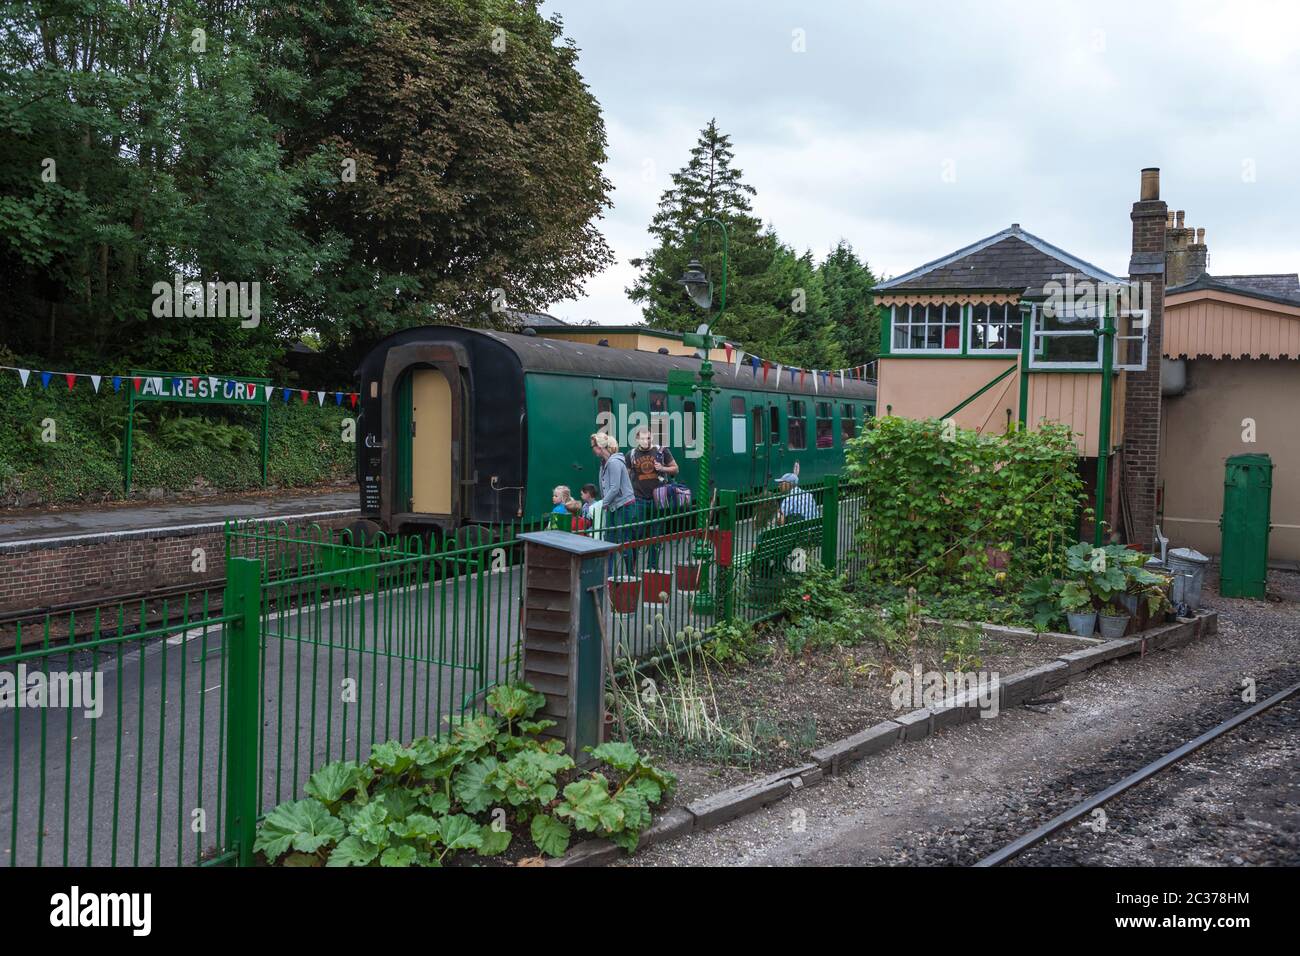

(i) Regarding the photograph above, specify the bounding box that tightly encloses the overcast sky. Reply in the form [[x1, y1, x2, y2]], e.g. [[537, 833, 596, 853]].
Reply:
[[542, 0, 1300, 325]]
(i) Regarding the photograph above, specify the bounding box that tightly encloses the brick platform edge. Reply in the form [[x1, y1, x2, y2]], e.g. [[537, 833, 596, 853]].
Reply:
[[0, 513, 358, 614], [547, 610, 1219, 867]]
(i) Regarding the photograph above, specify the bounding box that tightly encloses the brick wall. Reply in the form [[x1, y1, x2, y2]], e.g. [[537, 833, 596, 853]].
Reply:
[[1123, 184, 1168, 551], [0, 516, 356, 614]]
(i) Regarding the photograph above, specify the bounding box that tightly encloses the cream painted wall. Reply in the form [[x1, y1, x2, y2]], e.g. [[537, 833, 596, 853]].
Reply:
[[1160, 359, 1300, 562]]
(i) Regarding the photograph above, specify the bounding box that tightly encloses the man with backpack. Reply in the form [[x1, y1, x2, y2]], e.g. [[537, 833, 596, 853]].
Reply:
[[628, 427, 678, 571]]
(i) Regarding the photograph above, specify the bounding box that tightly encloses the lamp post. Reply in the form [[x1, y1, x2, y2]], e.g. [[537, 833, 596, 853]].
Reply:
[[677, 217, 728, 615], [1093, 305, 1116, 546]]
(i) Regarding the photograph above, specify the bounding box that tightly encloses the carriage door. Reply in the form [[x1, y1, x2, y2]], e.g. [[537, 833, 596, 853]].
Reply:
[[410, 366, 453, 514]]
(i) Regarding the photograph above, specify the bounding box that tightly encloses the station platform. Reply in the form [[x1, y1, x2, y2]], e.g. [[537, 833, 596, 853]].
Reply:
[[0, 488, 358, 549]]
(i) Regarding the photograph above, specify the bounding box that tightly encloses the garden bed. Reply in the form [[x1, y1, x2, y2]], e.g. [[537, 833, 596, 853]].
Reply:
[[618, 620, 1073, 785]]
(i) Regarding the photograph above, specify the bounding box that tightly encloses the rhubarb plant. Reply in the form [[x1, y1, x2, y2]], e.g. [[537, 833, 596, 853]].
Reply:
[[253, 682, 675, 866]]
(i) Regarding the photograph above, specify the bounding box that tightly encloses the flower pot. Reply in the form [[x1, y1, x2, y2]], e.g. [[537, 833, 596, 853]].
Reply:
[[607, 576, 641, 614], [1098, 611, 1130, 639], [642, 569, 672, 605], [1067, 610, 1097, 637], [675, 562, 701, 592]]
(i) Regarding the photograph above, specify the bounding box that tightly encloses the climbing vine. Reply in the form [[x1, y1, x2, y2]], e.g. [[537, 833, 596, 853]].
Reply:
[[844, 417, 1086, 598]]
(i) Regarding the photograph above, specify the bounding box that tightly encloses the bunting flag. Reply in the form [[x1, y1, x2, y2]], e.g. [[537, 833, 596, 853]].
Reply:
[[799, 368, 806, 388], [750, 356, 759, 377], [283, 387, 292, 402], [41, 371, 52, 389], [64, 373, 75, 390], [334, 392, 343, 406], [349, 393, 358, 408], [18, 368, 30, 387], [112, 376, 122, 392], [90, 375, 101, 393], [839, 370, 845, 388], [761, 360, 770, 383], [133, 377, 143, 392], [299, 389, 309, 403], [317, 390, 325, 406], [812, 371, 818, 393], [723, 343, 733, 363], [775, 364, 783, 387], [732, 348, 744, 377], [265, 385, 275, 401]]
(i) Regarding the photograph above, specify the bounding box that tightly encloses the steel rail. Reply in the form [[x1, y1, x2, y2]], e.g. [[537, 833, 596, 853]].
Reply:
[[974, 677, 1300, 867]]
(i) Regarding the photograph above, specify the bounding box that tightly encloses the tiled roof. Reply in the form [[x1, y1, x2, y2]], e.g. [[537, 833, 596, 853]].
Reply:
[[875, 225, 1120, 294], [1167, 273, 1300, 308]]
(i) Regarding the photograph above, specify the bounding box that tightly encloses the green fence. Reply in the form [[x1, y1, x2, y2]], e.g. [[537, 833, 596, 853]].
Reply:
[[2, 481, 867, 867], [1, 593, 235, 866]]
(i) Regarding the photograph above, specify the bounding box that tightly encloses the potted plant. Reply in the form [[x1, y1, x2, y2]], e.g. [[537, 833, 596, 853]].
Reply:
[[1059, 580, 1097, 636], [1097, 597, 1131, 639]]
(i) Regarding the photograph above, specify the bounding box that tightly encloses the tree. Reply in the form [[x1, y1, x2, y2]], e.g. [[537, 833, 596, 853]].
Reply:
[[818, 240, 879, 367], [0, 0, 614, 377], [628, 120, 841, 369], [277, 0, 615, 356]]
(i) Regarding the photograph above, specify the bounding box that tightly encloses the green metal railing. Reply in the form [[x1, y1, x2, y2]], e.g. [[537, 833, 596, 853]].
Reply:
[[1, 593, 234, 866], [2, 484, 868, 868]]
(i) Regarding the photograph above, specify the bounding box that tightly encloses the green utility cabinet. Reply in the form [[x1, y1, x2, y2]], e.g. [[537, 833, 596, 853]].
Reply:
[[1219, 453, 1273, 598]]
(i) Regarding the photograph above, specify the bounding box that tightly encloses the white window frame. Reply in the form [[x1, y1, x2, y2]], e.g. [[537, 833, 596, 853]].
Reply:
[[1114, 309, 1149, 371], [1027, 302, 1103, 370], [890, 303, 965, 354], [967, 302, 1024, 354]]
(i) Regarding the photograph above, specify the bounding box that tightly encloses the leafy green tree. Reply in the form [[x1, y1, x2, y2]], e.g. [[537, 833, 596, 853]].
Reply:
[[628, 120, 841, 369], [277, 0, 615, 356], [817, 240, 879, 368]]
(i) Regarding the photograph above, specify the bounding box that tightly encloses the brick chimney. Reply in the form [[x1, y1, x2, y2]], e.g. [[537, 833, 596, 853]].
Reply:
[[1165, 210, 1209, 286], [1123, 168, 1167, 551]]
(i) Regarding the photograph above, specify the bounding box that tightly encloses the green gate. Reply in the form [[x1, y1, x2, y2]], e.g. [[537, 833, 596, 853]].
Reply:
[[1220, 453, 1273, 598]]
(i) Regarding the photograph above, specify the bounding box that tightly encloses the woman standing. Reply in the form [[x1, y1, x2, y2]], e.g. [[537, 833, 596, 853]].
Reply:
[[591, 432, 636, 575]]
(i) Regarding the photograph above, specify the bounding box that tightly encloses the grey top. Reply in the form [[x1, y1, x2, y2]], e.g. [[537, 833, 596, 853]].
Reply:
[[599, 452, 636, 512]]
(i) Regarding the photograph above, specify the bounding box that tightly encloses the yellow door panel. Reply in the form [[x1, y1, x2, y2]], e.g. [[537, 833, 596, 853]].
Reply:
[[411, 367, 452, 514]]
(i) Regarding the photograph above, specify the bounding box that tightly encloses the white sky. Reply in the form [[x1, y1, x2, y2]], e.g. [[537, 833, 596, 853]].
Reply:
[[542, 0, 1300, 325]]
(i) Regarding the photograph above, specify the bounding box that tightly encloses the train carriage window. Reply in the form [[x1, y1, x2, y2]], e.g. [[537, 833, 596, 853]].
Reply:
[[815, 402, 834, 449], [752, 406, 764, 445], [730, 397, 746, 454], [596, 397, 613, 433], [650, 391, 668, 447], [769, 406, 780, 446], [788, 400, 807, 450], [841, 403, 856, 443]]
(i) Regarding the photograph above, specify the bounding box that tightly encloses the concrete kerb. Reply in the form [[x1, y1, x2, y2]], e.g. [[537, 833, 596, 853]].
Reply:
[[548, 609, 1220, 867]]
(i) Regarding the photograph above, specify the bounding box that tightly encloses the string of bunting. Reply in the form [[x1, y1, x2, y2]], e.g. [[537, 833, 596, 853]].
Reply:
[[0, 364, 360, 408], [719, 343, 877, 393]]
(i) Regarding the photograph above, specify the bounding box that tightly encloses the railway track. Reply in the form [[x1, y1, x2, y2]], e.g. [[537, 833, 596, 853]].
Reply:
[[975, 676, 1300, 867]]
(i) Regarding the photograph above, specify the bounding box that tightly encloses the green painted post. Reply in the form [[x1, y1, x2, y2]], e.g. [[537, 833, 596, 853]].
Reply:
[[1018, 306, 1031, 429], [223, 557, 262, 867], [821, 476, 839, 571], [1094, 307, 1116, 546], [718, 489, 737, 621]]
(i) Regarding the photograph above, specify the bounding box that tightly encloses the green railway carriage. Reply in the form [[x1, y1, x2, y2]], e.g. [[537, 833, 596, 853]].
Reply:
[[354, 325, 876, 538]]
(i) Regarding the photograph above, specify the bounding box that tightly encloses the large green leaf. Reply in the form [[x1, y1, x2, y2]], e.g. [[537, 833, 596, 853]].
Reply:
[[388, 813, 442, 844], [379, 845, 419, 867], [255, 799, 345, 862], [438, 814, 484, 851], [327, 835, 382, 867], [613, 788, 651, 831], [369, 741, 417, 776], [530, 813, 571, 857], [487, 684, 545, 721], [348, 802, 391, 846], [305, 761, 367, 806], [454, 756, 501, 813], [476, 825, 512, 857], [588, 741, 640, 772], [556, 777, 613, 833]]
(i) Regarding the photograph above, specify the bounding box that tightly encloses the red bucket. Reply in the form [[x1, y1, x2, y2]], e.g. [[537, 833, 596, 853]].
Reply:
[[607, 576, 641, 614], [642, 569, 672, 605], [675, 562, 701, 592]]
